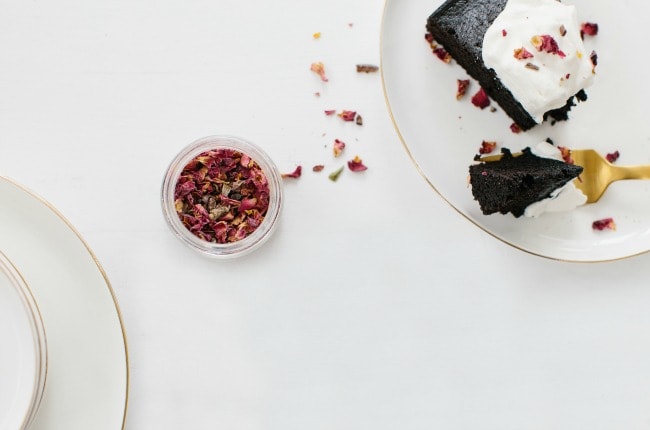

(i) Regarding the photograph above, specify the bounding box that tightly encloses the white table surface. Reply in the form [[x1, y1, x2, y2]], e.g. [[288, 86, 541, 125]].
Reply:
[[3, 0, 650, 429]]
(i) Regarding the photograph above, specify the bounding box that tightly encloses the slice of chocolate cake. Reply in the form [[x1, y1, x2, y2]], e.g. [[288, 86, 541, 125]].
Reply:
[[426, 0, 594, 130], [469, 148, 583, 217]]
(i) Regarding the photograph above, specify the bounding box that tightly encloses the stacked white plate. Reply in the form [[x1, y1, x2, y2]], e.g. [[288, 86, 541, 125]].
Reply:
[[0, 252, 47, 430]]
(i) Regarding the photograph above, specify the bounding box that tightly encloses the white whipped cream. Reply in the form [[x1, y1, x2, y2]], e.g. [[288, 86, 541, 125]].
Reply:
[[523, 141, 586, 217], [482, 0, 595, 123]]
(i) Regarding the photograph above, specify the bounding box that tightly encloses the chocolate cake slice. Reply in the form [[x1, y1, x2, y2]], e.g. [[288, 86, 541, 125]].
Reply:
[[426, 0, 585, 130], [469, 148, 583, 217]]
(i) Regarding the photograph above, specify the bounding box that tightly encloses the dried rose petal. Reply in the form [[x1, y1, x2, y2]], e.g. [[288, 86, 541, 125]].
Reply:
[[310, 62, 328, 82], [338, 110, 357, 121], [514, 47, 534, 60], [580, 22, 599, 39], [312, 164, 325, 172], [281, 166, 302, 179], [557, 146, 575, 164], [356, 64, 379, 73], [531, 34, 566, 58], [606, 150, 620, 163], [432, 47, 452, 63], [424, 33, 435, 45], [592, 218, 616, 231], [174, 148, 270, 244], [590, 50, 598, 72], [324, 109, 336, 116], [333, 139, 346, 157], [471, 87, 490, 109], [502, 29, 508, 37], [347, 156, 368, 172], [479, 141, 497, 155], [328, 166, 344, 182], [456, 79, 470, 100], [510, 123, 522, 134]]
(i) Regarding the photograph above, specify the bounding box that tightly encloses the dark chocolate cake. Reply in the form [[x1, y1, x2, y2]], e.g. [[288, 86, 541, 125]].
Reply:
[[469, 148, 583, 217], [426, 0, 585, 130]]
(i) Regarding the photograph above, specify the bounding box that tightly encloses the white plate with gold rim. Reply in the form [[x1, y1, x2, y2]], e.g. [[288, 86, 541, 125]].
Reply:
[[0, 176, 129, 429], [0, 252, 47, 430], [381, 0, 650, 262]]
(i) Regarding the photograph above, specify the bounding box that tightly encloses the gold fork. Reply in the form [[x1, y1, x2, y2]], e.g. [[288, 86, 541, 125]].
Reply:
[[570, 149, 650, 203], [479, 149, 650, 203]]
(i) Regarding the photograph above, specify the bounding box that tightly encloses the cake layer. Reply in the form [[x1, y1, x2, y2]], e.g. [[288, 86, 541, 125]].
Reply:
[[469, 148, 583, 217]]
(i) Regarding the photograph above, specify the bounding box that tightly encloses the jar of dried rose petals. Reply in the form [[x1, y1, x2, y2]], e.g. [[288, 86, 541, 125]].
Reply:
[[161, 135, 283, 258]]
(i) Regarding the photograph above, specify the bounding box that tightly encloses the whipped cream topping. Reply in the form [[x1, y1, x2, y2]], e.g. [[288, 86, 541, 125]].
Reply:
[[482, 0, 595, 123], [523, 142, 587, 217]]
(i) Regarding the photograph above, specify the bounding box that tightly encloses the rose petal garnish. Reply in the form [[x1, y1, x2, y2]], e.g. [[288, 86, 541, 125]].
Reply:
[[347, 156, 368, 172], [580, 22, 599, 39], [281, 165, 302, 179], [557, 146, 575, 164], [312, 165, 325, 172], [456, 79, 470, 100], [174, 148, 270, 244], [333, 139, 346, 157], [337, 110, 357, 121], [606, 150, 620, 163], [324, 109, 336, 116], [592, 218, 616, 231], [432, 47, 452, 63], [510, 123, 522, 134], [471, 87, 490, 109], [479, 141, 497, 155], [514, 47, 534, 60], [310, 62, 328, 82], [531, 34, 566, 58]]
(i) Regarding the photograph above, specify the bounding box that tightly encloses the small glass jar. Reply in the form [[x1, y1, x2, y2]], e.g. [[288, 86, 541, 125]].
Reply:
[[161, 135, 283, 258]]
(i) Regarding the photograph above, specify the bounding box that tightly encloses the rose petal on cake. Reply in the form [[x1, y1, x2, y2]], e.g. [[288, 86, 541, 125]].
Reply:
[[580, 22, 599, 39], [557, 146, 575, 164], [531, 34, 566, 58], [312, 165, 325, 172], [513, 47, 534, 60], [324, 109, 336, 116], [479, 141, 497, 155]]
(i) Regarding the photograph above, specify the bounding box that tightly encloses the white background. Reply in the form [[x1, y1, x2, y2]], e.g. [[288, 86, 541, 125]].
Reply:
[[2, 0, 650, 428]]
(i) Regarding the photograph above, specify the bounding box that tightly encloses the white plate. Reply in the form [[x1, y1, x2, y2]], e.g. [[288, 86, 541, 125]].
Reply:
[[0, 253, 46, 430], [0, 176, 129, 429], [381, 0, 650, 261]]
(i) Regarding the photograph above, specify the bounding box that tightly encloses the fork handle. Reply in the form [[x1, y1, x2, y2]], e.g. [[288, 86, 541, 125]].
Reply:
[[614, 165, 650, 181]]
